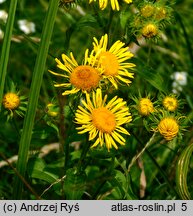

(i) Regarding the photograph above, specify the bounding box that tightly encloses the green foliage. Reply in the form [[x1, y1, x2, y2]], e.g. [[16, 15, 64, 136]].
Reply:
[[176, 143, 193, 200], [0, 0, 193, 200]]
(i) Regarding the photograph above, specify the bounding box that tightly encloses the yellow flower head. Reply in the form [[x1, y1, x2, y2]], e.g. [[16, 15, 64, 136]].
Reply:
[[162, 96, 178, 112], [92, 34, 135, 89], [75, 88, 132, 151], [59, 0, 77, 8], [155, 7, 167, 20], [89, 0, 132, 11], [3, 92, 20, 110], [142, 23, 158, 38], [158, 117, 179, 141], [49, 49, 102, 95], [138, 98, 154, 116], [141, 4, 155, 18], [46, 103, 59, 117]]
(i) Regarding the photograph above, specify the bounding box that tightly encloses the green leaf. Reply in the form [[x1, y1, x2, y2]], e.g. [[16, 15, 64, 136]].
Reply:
[[76, 14, 99, 30], [133, 58, 167, 93], [28, 158, 58, 184], [176, 143, 193, 200], [113, 159, 138, 200], [14, 0, 60, 199], [120, 11, 130, 30], [64, 168, 86, 199]]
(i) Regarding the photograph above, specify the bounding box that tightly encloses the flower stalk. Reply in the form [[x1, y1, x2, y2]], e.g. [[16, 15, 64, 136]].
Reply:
[[128, 133, 156, 172]]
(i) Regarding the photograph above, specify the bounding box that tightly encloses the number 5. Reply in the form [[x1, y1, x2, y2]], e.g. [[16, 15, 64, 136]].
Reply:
[[181, 203, 187, 211]]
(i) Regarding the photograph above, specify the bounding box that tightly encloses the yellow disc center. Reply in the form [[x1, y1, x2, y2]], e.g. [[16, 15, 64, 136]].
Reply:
[[92, 107, 116, 133], [142, 24, 158, 38], [3, 93, 20, 110], [100, 51, 119, 76], [70, 65, 100, 91], [163, 97, 178, 111], [158, 118, 179, 140]]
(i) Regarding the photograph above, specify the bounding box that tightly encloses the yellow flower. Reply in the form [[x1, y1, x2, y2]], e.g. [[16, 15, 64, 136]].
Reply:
[[89, 0, 132, 11], [3, 92, 20, 110], [138, 98, 154, 116], [162, 96, 178, 112], [49, 49, 102, 95], [141, 4, 155, 18], [158, 117, 179, 141], [59, 0, 77, 8], [142, 23, 158, 38], [92, 34, 135, 89], [46, 103, 59, 117], [75, 88, 132, 151], [155, 7, 167, 20]]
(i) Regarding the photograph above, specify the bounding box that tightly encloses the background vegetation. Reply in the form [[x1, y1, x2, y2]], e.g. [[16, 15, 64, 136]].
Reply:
[[0, 0, 193, 200]]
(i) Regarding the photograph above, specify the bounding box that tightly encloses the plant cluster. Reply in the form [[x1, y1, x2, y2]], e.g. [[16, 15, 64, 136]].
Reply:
[[0, 0, 193, 200]]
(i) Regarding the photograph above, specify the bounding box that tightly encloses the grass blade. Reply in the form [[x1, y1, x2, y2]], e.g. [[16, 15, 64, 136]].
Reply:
[[176, 143, 193, 200], [0, 0, 18, 111], [13, 0, 60, 199]]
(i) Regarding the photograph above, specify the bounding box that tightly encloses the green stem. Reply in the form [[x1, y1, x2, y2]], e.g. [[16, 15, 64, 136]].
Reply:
[[128, 133, 156, 172], [131, 131, 179, 197], [77, 135, 91, 172], [0, 152, 41, 200], [12, 116, 20, 138], [93, 6, 105, 33], [147, 41, 152, 66], [0, 0, 18, 111], [13, 0, 60, 199], [104, 9, 114, 34]]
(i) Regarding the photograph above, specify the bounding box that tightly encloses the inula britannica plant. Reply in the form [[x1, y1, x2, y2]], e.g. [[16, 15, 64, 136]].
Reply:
[[0, 0, 192, 200]]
